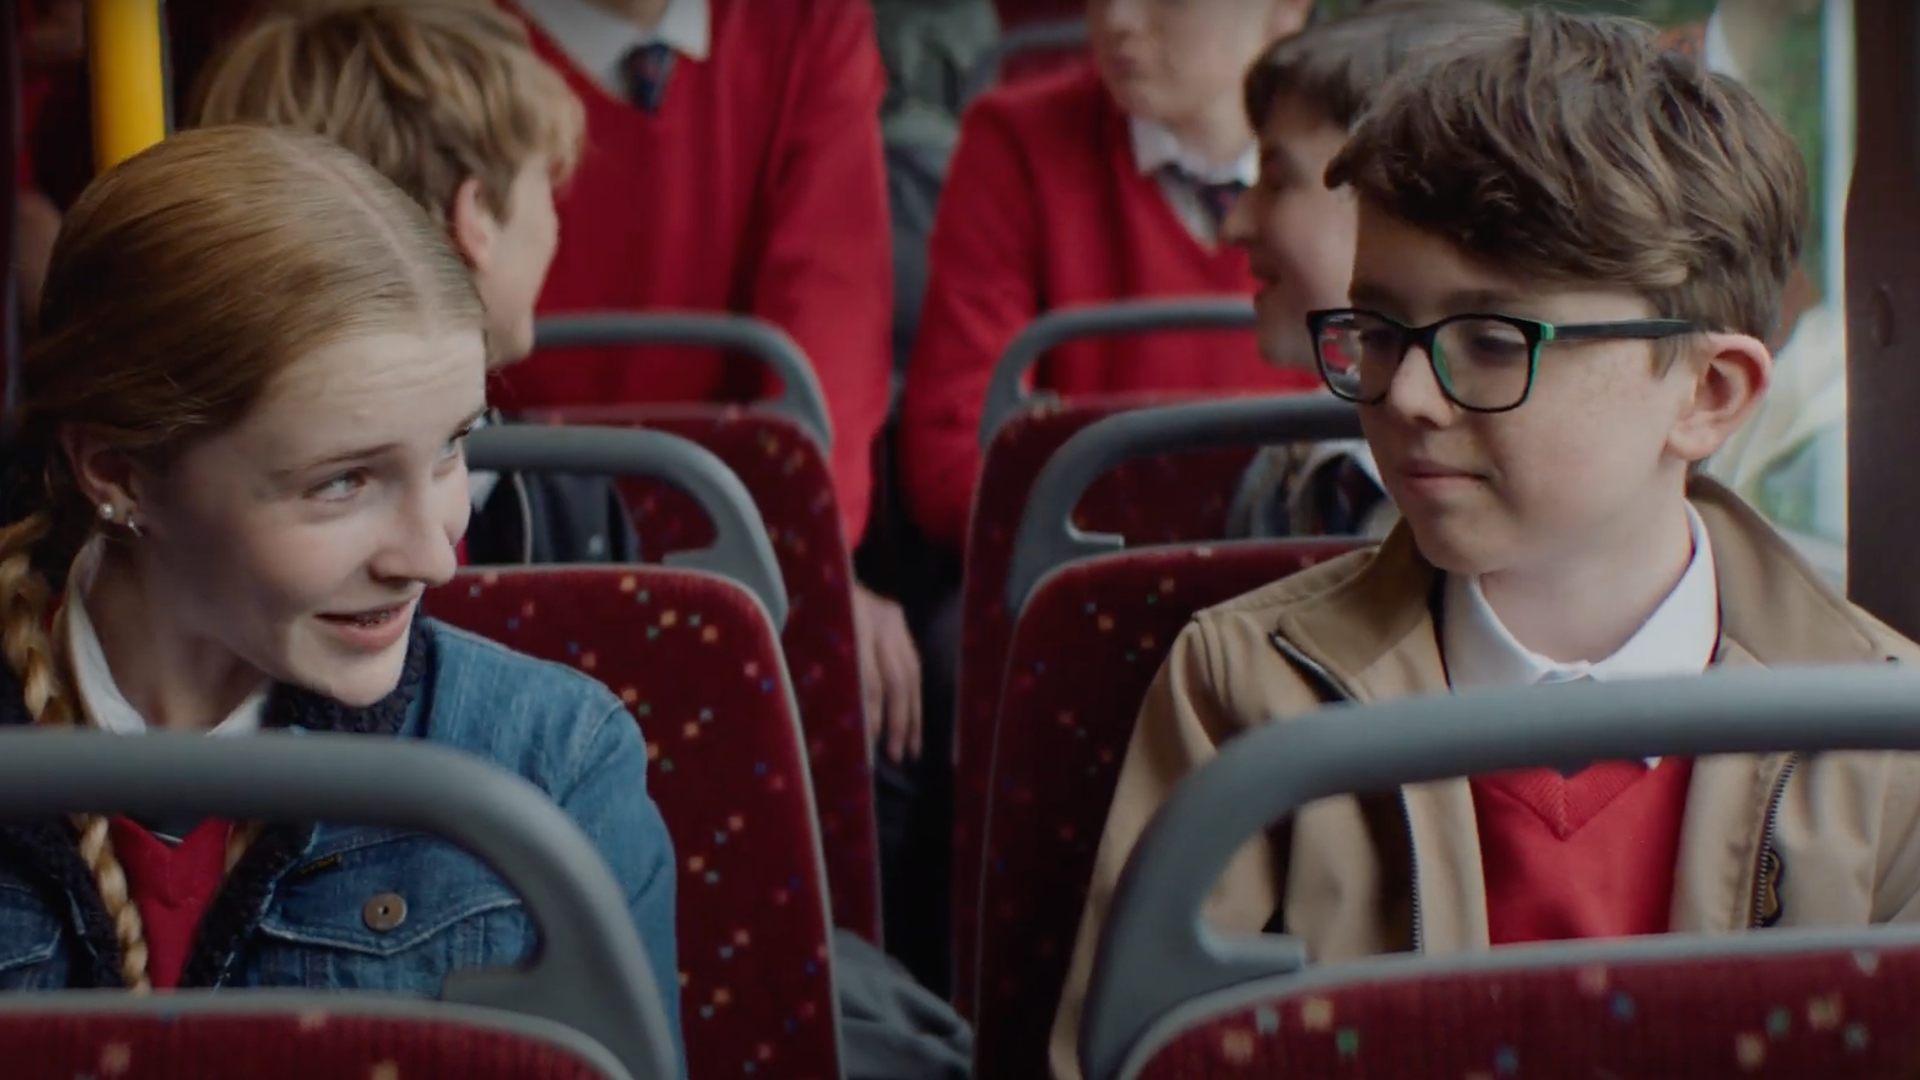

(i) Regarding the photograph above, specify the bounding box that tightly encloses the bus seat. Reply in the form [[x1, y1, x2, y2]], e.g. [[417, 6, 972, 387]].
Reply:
[[1126, 937, 1920, 1080], [972, 539, 1358, 1078], [0, 732, 678, 1080], [952, 391, 1361, 1013], [1082, 670, 1920, 1080], [525, 313, 881, 944], [433, 426, 841, 1079], [428, 567, 841, 1080], [952, 302, 1284, 1006], [0, 1001, 633, 1080]]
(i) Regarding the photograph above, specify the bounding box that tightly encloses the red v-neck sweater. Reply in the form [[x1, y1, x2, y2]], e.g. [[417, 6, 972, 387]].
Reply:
[[504, 0, 893, 545], [110, 817, 233, 989], [1472, 759, 1696, 945], [899, 63, 1319, 551]]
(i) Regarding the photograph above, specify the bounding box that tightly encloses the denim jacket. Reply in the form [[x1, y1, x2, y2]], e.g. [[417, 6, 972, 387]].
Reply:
[[0, 618, 683, 1070]]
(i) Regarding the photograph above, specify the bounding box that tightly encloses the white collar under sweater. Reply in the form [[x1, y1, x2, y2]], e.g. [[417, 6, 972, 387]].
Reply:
[[65, 541, 267, 737], [1442, 503, 1719, 768]]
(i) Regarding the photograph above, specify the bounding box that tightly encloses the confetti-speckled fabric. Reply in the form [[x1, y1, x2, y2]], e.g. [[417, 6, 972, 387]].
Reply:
[[1133, 945, 1920, 1079], [0, 1009, 620, 1079], [953, 395, 1260, 1013], [525, 403, 879, 944], [428, 566, 839, 1080], [974, 540, 1362, 1077]]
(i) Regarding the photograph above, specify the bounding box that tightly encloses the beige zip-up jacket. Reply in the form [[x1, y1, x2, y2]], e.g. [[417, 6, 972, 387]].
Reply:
[[1051, 480, 1920, 1078]]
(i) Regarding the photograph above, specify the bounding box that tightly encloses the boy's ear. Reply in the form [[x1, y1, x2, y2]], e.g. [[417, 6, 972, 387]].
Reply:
[[1667, 332, 1772, 465], [447, 176, 499, 274]]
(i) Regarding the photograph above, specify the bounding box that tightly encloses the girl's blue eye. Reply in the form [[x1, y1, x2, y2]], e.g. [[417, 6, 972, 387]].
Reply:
[[311, 470, 368, 502]]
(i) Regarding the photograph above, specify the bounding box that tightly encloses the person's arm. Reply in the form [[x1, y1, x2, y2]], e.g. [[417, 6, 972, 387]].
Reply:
[[750, 1, 894, 547], [899, 97, 1043, 551], [1047, 619, 1282, 1080], [555, 697, 684, 1075]]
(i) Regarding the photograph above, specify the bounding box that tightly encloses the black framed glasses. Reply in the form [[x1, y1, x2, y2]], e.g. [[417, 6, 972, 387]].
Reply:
[[1306, 308, 1701, 413]]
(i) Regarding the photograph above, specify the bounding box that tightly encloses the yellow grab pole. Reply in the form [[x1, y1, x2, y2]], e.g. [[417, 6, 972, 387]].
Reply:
[[86, 0, 168, 172]]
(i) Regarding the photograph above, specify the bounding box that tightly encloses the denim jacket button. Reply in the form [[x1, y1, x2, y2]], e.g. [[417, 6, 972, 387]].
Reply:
[[362, 892, 408, 933]]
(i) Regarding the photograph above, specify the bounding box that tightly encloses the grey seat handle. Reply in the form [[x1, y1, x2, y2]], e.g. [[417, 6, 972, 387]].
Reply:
[[0, 730, 678, 1080], [1082, 668, 1920, 1080], [467, 424, 788, 630], [534, 312, 833, 451], [978, 297, 1257, 450], [1005, 395, 1361, 613]]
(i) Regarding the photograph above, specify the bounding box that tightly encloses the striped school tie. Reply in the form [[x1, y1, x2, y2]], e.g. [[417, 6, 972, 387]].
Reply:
[[1158, 164, 1247, 231], [620, 42, 676, 113]]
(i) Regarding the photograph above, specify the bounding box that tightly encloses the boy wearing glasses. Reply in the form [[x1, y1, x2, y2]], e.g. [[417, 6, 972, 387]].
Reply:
[[1050, 10, 1920, 1077]]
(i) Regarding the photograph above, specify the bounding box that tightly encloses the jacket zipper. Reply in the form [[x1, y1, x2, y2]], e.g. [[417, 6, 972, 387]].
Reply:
[[1749, 754, 1798, 928], [1267, 634, 1427, 951]]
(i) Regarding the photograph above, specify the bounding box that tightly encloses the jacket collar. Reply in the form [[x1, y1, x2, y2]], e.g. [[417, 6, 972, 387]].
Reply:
[[1272, 477, 1891, 697], [0, 618, 435, 987]]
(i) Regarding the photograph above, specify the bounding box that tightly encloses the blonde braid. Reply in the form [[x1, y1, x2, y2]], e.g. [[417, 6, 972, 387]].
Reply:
[[75, 815, 150, 992], [0, 513, 152, 992]]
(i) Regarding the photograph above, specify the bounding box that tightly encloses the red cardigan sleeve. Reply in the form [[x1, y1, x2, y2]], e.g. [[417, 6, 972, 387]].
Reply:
[[749, 1, 894, 546], [900, 96, 1043, 552]]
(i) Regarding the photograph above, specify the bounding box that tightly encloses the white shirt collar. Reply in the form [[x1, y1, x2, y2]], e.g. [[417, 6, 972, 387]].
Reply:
[[1127, 116, 1257, 187], [1442, 503, 1718, 766], [64, 541, 267, 737], [1444, 502, 1719, 689], [518, 0, 711, 95]]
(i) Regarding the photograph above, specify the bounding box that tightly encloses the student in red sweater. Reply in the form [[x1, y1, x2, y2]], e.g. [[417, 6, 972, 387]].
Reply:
[[900, 0, 1317, 553], [1053, 12, 1910, 1076], [503, 0, 888, 545], [507, 0, 921, 760]]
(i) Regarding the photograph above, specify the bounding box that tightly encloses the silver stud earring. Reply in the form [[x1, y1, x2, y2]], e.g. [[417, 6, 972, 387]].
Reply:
[[98, 502, 143, 539]]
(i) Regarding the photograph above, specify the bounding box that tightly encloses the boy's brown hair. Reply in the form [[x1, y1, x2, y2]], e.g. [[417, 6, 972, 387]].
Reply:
[[1325, 7, 1809, 343], [1243, 0, 1517, 133], [192, 0, 584, 225]]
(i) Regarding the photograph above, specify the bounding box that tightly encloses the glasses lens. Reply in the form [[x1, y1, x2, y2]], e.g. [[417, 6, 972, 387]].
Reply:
[[1316, 311, 1401, 402], [1433, 317, 1534, 410]]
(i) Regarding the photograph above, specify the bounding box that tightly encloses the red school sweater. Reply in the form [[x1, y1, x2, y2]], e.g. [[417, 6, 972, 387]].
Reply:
[[506, 0, 894, 546], [898, 63, 1319, 552], [1472, 759, 1696, 945], [110, 817, 233, 989]]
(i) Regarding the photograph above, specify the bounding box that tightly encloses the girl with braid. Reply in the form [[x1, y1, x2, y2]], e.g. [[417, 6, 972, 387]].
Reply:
[[0, 124, 681, 1067]]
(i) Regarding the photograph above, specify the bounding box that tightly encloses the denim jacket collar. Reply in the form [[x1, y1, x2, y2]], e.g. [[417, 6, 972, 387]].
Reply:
[[0, 618, 435, 987]]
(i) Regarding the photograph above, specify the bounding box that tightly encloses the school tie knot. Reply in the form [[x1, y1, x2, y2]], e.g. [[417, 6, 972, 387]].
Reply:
[[620, 41, 677, 113], [1160, 165, 1247, 229], [1196, 179, 1248, 228]]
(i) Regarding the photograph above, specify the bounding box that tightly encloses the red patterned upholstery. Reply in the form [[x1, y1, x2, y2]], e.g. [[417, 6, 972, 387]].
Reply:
[[1130, 943, 1920, 1080], [953, 395, 1258, 1011], [0, 1010, 617, 1079], [426, 567, 839, 1080], [524, 402, 880, 943], [974, 541, 1362, 1078]]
